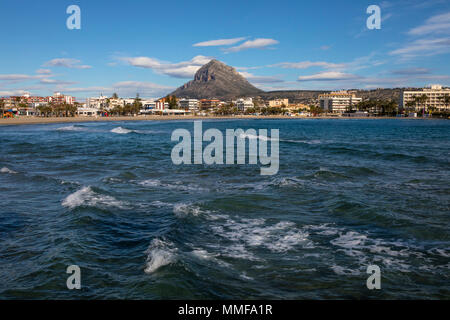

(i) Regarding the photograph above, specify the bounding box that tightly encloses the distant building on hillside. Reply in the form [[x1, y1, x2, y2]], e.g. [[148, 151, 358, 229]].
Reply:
[[268, 99, 289, 107], [236, 98, 254, 111], [400, 85, 450, 112], [319, 91, 362, 113]]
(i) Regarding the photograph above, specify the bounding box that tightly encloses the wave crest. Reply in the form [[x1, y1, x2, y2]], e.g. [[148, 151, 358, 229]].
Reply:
[[144, 238, 177, 274], [62, 186, 127, 210], [0, 167, 17, 174], [110, 127, 133, 134]]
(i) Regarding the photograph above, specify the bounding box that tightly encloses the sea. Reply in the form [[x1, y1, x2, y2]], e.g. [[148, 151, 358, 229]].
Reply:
[[0, 118, 449, 299]]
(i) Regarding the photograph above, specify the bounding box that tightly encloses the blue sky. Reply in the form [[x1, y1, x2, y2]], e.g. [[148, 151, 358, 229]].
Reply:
[[0, 0, 449, 99]]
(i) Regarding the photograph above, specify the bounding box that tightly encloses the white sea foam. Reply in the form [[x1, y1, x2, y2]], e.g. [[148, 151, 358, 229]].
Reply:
[[62, 186, 127, 210], [138, 179, 205, 192], [0, 167, 17, 174], [428, 248, 450, 258], [239, 132, 278, 141], [331, 231, 368, 249], [56, 125, 87, 132], [211, 217, 313, 255], [150, 200, 173, 208], [173, 203, 204, 218], [240, 272, 254, 280], [139, 179, 162, 187], [283, 139, 321, 145], [110, 127, 133, 134], [191, 249, 213, 260], [144, 238, 176, 274], [331, 265, 362, 276], [305, 223, 340, 236]]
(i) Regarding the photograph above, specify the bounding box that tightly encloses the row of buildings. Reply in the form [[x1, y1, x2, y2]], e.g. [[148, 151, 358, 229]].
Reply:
[[318, 85, 450, 114], [1, 85, 449, 117], [0, 92, 76, 116]]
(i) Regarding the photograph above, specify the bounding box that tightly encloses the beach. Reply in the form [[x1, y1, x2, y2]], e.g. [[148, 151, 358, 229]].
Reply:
[[0, 115, 291, 126], [0, 115, 426, 126]]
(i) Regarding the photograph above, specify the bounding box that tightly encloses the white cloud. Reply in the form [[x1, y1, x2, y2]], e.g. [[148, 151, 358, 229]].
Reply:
[[273, 61, 345, 69], [408, 12, 450, 35], [113, 81, 174, 97], [121, 55, 213, 78], [390, 38, 450, 58], [297, 71, 361, 81], [36, 69, 52, 74], [55, 86, 111, 94], [391, 68, 431, 75], [61, 81, 174, 98], [39, 78, 76, 85], [225, 38, 279, 53], [193, 37, 246, 47], [0, 89, 31, 96], [113, 81, 173, 90], [239, 71, 284, 84], [43, 58, 92, 69], [0, 74, 39, 81]]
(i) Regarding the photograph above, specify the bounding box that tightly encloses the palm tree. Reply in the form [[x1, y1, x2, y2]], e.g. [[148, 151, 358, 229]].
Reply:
[[405, 100, 415, 114], [0, 100, 5, 118], [438, 95, 450, 112], [413, 94, 429, 116]]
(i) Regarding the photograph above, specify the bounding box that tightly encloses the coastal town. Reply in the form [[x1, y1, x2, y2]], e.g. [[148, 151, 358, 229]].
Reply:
[[1, 85, 449, 120]]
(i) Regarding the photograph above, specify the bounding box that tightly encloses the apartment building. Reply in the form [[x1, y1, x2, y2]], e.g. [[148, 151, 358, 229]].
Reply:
[[236, 98, 254, 111], [319, 91, 362, 113], [400, 85, 450, 111], [87, 95, 109, 109], [48, 92, 75, 105], [179, 98, 199, 111]]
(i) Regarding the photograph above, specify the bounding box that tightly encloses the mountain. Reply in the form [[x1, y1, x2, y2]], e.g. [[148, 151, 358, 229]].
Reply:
[[169, 59, 263, 100]]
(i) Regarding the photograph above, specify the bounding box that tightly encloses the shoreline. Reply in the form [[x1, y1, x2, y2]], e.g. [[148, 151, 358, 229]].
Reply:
[[0, 115, 445, 126]]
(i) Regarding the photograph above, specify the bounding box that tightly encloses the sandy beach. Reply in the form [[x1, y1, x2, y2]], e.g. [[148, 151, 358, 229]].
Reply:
[[0, 115, 315, 126], [0, 115, 416, 126]]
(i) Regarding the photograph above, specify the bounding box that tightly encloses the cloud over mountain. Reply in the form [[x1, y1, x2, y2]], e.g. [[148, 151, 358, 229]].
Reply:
[[121, 55, 213, 78]]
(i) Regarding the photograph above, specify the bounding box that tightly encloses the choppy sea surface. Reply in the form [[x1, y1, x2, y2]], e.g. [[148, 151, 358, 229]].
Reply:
[[0, 119, 449, 299]]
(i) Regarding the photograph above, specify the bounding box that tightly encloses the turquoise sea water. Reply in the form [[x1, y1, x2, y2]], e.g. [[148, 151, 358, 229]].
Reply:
[[0, 119, 449, 299]]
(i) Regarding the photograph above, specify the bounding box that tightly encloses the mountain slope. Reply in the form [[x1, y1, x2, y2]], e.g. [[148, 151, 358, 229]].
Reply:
[[169, 59, 263, 99]]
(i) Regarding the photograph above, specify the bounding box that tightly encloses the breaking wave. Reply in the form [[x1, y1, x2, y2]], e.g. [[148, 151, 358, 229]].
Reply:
[[0, 167, 18, 174], [110, 127, 133, 134], [173, 203, 205, 218], [110, 127, 157, 135], [56, 125, 88, 132], [62, 186, 127, 210], [144, 238, 177, 274]]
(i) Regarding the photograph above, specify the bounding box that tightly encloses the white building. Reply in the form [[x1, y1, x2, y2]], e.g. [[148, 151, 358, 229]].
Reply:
[[76, 107, 99, 117], [179, 98, 199, 111], [319, 91, 362, 113], [48, 92, 75, 105], [87, 95, 109, 109], [236, 98, 254, 111], [109, 98, 125, 109], [400, 85, 450, 112]]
